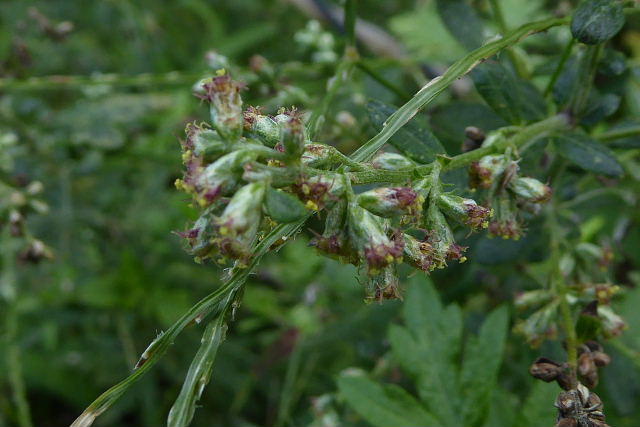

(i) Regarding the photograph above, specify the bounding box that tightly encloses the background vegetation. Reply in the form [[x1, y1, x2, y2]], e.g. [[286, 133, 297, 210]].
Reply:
[[1, 1, 639, 426]]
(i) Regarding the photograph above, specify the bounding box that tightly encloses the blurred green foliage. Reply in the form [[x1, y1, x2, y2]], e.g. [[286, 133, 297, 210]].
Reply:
[[0, 1, 639, 426]]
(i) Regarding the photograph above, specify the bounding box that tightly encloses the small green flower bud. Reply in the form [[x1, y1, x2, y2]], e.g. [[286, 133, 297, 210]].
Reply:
[[514, 289, 554, 310], [508, 177, 552, 203], [243, 107, 280, 147], [217, 181, 266, 235], [371, 152, 415, 171], [437, 193, 491, 230], [487, 196, 523, 240], [469, 154, 508, 189], [348, 204, 403, 275], [280, 114, 306, 161], [598, 305, 626, 338], [301, 143, 332, 167], [357, 187, 423, 219], [176, 213, 216, 258], [365, 266, 402, 303], [197, 72, 244, 141]]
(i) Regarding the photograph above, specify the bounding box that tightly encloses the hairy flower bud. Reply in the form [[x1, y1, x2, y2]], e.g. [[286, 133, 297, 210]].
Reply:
[[598, 305, 626, 337], [243, 107, 280, 147], [294, 175, 344, 211], [280, 113, 306, 161], [301, 143, 332, 167], [437, 193, 491, 230], [488, 196, 523, 240], [371, 152, 415, 171], [198, 73, 244, 141], [424, 200, 467, 268], [403, 234, 436, 272], [348, 204, 403, 274], [214, 182, 267, 263], [469, 154, 508, 189], [365, 266, 402, 303], [357, 187, 423, 219], [311, 200, 355, 263], [508, 177, 552, 203], [514, 300, 560, 347], [184, 122, 228, 160]]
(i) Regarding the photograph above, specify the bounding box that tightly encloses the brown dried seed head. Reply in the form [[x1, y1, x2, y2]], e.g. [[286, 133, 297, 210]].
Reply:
[[592, 351, 611, 367], [578, 352, 596, 376], [530, 361, 561, 382], [555, 418, 578, 427]]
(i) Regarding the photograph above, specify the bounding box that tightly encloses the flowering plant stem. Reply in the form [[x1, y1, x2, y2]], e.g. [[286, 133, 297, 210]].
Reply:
[[72, 16, 572, 427]]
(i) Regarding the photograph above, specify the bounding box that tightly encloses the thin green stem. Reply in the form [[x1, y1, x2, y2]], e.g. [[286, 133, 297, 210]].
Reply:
[[544, 37, 575, 97], [344, 0, 357, 48], [609, 339, 640, 370], [356, 60, 410, 101], [597, 125, 640, 141]]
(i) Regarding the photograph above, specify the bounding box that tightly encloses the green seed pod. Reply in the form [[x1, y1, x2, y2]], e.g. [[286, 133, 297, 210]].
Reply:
[[347, 203, 403, 275], [371, 152, 415, 171], [357, 187, 423, 219], [244, 107, 280, 147], [198, 73, 244, 141], [508, 177, 552, 203], [437, 193, 491, 230]]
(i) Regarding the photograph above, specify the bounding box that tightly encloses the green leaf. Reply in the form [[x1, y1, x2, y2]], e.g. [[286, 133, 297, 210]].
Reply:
[[367, 100, 446, 163], [167, 315, 227, 427], [471, 61, 546, 124], [265, 187, 307, 223], [436, 0, 484, 51], [554, 132, 623, 177], [430, 102, 507, 150], [571, 0, 625, 45], [338, 373, 439, 427], [460, 306, 509, 426], [518, 382, 557, 426]]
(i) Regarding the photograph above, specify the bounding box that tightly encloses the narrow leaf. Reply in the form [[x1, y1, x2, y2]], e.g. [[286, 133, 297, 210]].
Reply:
[[167, 315, 227, 427], [265, 187, 307, 223], [367, 100, 445, 163], [338, 373, 439, 427], [571, 0, 625, 45], [554, 132, 623, 177]]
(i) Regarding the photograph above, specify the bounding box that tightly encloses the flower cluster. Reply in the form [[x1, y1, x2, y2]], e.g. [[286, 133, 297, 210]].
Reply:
[[469, 142, 552, 240], [175, 74, 493, 298]]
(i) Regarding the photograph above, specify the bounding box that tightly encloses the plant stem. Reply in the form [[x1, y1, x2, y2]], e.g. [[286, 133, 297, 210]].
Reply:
[[597, 125, 640, 141], [544, 37, 575, 97], [356, 60, 410, 101]]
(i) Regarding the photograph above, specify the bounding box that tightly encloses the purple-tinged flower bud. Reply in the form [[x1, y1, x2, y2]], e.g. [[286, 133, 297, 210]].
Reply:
[[183, 122, 227, 160], [214, 182, 267, 264], [243, 106, 280, 147], [294, 175, 344, 211], [371, 152, 415, 171], [301, 143, 332, 167], [508, 177, 552, 203], [311, 200, 356, 263], [348, 204, 403, 275], [469, 155, 507, 189], [487, 196, 523, 240], [437, 193, 491, 230], [176, 213, 216, 259], [178, 149, 257, 207], [403, 234, 435, 272], [197, 73, 244, 141], [357, 187, 423, 219], [424, 201, 467, 268]]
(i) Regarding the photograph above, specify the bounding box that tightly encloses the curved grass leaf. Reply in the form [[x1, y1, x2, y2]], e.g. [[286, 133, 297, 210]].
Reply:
[[367, 100, 445, 163], [571, 0, 625, 45], [338, 372, 439, 427], [554, 132, 623, 177], [167, 314, 228, 427]]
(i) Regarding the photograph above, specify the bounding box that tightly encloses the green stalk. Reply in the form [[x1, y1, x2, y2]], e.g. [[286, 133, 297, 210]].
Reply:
[[488, 0, 529, 78], [598, 125, 640, 141], [544, 37, 575, 97], [349, 16, 569, 163]]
